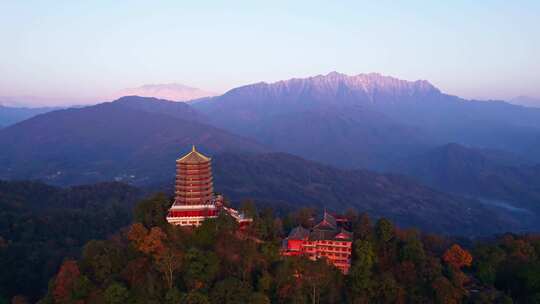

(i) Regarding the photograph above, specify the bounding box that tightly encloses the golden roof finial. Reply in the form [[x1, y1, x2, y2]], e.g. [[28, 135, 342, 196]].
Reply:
[[178, 144, 210, 163]]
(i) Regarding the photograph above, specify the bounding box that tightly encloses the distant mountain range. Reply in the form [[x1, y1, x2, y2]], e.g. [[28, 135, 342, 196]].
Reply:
[[0, 105, 58, 128], [111, 83, 217, 101], [209, 152, 538, 235], [193, 72, 540, 169], [388, 143, 540, 214], [510, 95, 540, 108], [2, 72, 540, 235], [0, 97, 266, 185]]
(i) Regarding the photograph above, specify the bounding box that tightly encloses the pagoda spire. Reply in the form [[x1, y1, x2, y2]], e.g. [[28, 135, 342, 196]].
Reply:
[[192, 144, 196, 152]]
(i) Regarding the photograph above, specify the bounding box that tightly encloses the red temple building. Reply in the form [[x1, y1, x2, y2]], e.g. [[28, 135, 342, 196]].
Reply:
[[281, 212, 353, 274], [166, 145, 252, 227]]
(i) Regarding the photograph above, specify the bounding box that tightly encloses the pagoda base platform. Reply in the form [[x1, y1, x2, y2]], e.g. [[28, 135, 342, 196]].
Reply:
[[166, 204, 219, 227]]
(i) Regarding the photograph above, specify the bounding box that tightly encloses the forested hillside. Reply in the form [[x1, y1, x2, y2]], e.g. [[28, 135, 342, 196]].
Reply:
[[30, 195, 540, 304], [0, 180, 141, 301]]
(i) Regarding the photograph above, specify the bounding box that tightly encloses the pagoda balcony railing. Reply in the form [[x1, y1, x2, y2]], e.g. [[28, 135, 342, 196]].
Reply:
[[177, 176, 213, 181], [179, 175, 211, 179], [178, 172, 212, 176], [170, 203, 217, 208], [175, 184, 213, 190], [175, 195, 213, 200], [177, 168, 211, 172], [176, 178, 212, 183], [177, 181, 212, 186], [176, 187, 213, 192], [177, 170, 211, 175], [176, 161, 211, 165], [175, 182, 212, 187], [176, 167, 211, 171], [175, 188, 213, 193], [177, 165, 211, 169], [177, 163, 211, 167], [175, 192, 213, 197]]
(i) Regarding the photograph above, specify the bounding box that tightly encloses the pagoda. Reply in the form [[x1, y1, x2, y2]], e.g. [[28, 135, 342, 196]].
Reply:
[[166, 145, 252, 228], [166, 145, 222, 226]]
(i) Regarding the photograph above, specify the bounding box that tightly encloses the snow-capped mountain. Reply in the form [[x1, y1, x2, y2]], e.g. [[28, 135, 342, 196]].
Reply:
[[113, 83, 216, 101]]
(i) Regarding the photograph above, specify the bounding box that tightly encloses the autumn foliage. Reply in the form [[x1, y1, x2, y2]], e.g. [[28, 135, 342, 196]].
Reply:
[[443, 244, 473, 269], [52, 260, 81, 303], [34, 196, 540, 303]]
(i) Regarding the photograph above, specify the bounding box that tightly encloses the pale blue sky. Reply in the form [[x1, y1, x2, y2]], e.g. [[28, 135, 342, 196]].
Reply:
[[0, 0, 538, 104]]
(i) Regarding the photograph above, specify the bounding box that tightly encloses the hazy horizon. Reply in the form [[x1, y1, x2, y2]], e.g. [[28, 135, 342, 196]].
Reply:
[[1, 1, 539, 106]]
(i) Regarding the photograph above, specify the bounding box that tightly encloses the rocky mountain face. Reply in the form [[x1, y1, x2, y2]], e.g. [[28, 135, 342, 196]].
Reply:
[[194, 72, 440, 125], [193, 72, 540, 169], [112, 83, 216, 101]]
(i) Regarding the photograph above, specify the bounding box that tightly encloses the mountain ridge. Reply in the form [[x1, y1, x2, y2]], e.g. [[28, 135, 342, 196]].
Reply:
[[388, 143, 540, 213], [112, 83, 217, 101], [0, 105, 59, 127], [0, 97, 267, 185], [192, 72, 540, 168]]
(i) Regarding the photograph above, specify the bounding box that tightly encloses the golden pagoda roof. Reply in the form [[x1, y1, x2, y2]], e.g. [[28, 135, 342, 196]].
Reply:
[[177, 145, 211, 164]]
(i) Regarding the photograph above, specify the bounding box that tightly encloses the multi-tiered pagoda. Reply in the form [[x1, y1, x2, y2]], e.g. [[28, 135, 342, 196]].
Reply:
[[166, 145, 222, 226], [166, 145, 252, 227]]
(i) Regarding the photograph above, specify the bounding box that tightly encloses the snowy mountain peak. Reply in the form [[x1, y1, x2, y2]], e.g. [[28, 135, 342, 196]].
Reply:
[[112, 83, 217, 102], [223, 72, 440, 104]]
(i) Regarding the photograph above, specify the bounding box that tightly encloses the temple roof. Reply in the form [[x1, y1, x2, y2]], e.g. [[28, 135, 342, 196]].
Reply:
[[177, 145, 211, 164], [288, 226, 310, 240], [313, 211, 337, 230]]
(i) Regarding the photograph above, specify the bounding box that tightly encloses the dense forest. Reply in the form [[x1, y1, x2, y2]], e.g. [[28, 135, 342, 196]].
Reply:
[[2, 182, 540, 303], [0, 181, 141, 302]]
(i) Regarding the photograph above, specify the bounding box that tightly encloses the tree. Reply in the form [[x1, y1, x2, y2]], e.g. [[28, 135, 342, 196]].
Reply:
[[250, 292, 271, 304], [349, 240, 376, 302], [182, 292, 210, 304], [53, 260, 80, 304], [240, 199, 257, 218], [443, 244, 473, 269], [256, 271, 273, 294], [165, 287, 183, 304], [127, 224, 183, 290], [133, 193, 170, 229], [375, 218, 394, 243], [376, 272, 399, 303], [71, 275, 93, 300], [431, 276, 462, 304], [210, 278, 252, 304], [301, 259, 340, 304], [354, 213, 372, 241], [80, 240, 125, 285], [182, 248, 219, 290], [104, 282, 129, 304], [400, 234, 426, 265]]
